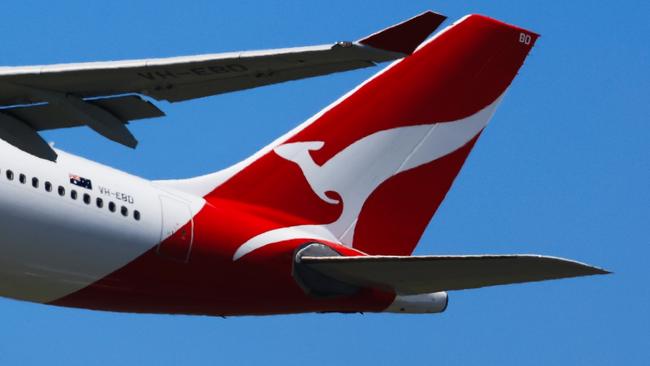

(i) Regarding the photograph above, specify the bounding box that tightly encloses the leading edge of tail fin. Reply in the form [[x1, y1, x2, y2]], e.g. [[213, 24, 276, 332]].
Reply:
[[165, 14, 540, 260]]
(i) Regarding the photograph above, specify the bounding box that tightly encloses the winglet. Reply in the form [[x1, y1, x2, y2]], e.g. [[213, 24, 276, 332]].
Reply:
[[358, 11, 447, 55]]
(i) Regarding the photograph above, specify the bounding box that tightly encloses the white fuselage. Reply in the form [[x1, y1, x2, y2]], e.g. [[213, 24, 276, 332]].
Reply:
[[0, 140, 203, 303]]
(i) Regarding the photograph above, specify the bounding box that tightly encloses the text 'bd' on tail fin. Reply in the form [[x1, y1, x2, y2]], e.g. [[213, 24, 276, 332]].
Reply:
[[207, 13, 541, 260]]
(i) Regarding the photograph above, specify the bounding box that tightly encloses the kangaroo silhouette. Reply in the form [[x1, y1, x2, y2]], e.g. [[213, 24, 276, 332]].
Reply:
[[232, 96, 502, 260]]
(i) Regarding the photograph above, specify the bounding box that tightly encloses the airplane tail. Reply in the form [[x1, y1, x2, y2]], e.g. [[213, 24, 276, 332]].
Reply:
[[166, 14, 539, 257]]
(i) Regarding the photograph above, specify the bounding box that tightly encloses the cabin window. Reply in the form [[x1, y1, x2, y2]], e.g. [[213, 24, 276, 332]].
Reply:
[[58, 186, 65, 196], [96, 197, 103, 208], [6, 170, 13, 180], [32, 177, 39, 188], [108, 202, 116, 212], [19, 173, 26, 184], [45, 181, 52, 192], [121, 206, 128, 217], [133, 210, 141, 221], [83, 193, 91, 204], [70, 190, 78, 200]]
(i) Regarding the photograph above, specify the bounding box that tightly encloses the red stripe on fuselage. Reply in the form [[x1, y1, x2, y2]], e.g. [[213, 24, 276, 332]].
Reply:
[[51, 203, 393, 315]]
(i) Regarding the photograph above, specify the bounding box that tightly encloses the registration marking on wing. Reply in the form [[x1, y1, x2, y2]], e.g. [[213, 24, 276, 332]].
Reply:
[[137, 64, 248, 80]]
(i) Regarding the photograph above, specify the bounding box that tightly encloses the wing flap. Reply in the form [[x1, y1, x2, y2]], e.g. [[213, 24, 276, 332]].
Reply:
[[89, 95, 165, 122], [0, 95, 164, 130], [301, 254, 609, 295]]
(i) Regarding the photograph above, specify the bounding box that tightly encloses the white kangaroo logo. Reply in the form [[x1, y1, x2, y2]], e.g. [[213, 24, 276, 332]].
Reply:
[[232, 96, 502, 260]]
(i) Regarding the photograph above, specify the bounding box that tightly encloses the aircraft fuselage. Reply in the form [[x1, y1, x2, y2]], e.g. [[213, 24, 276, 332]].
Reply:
[[0, 141, 392, 315]]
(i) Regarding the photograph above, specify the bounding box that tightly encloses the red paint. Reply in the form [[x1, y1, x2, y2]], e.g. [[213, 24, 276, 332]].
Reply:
[[54, 203, 389, 316], [354, 134, 481, 255], [157, 220, 193, 262], [359, 11, 447, 55], [51, 15, 538, 316]]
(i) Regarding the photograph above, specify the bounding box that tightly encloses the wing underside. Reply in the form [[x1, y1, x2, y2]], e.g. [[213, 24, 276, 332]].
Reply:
[[0, 11, 447, 161]]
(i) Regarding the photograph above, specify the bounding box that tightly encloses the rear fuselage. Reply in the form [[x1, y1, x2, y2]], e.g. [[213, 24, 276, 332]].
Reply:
[[0, 141, 393, 315]]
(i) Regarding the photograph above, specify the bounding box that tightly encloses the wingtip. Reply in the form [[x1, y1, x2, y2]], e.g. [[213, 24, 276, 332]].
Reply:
[[593, 267, 612, 275], [358, 10, 447, 55], [540, 255, 611, 277], [569, 262, 611, 277]]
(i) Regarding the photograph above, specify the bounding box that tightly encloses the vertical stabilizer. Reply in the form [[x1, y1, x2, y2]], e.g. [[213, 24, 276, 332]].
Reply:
[[169, 14, 539, 259]]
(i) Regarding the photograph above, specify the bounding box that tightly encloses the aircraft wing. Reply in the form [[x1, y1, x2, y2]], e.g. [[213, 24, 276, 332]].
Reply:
[[0, 11, 446, 161], [299, 254, 609, 295]]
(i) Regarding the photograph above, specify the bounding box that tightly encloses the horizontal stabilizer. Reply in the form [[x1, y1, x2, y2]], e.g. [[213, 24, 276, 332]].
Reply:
[[301, 254, 609, 295]]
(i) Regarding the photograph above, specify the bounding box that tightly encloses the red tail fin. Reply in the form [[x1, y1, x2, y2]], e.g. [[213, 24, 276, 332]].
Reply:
[[200, 14, 539, 258]]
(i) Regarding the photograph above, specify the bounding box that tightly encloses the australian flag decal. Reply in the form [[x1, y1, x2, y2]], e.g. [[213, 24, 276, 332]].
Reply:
[[69, 174, 93, 190]]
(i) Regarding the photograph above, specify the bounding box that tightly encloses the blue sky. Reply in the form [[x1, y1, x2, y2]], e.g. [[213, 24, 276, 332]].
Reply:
[[0, 1, 648, 365]]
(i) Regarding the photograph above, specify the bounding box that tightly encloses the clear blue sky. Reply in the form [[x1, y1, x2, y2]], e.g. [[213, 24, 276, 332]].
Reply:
[[0, 1, 647, 365]]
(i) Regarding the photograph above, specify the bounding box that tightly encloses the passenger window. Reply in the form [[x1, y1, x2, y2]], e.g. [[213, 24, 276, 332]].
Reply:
[[133, 210, 141, 221], [96, 197, 103, 208], [83, 193, 91, 204], [45, 181, 52, 192], [19, 174, 26, 184], [32, 177, 39, 188], [108, 202, 116, 212], [58, 186, 65, 196], [70, 190, 78, 200], [121, 206, 128, 217], [6, 170, 13, 180]]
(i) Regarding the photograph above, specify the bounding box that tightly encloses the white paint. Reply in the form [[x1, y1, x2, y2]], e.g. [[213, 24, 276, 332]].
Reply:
[[158, 195, 194, 262], [0, 140, 204, 302], [384, 292, 448, 313], [233, 95, 503, 260]]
